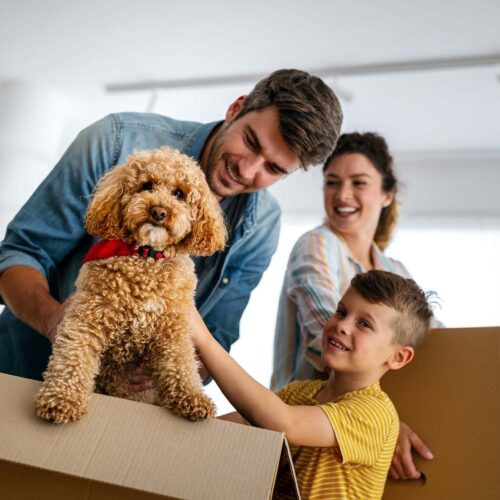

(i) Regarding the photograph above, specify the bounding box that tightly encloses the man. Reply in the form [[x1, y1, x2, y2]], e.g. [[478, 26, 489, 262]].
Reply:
[[0, 69, 343, 381]]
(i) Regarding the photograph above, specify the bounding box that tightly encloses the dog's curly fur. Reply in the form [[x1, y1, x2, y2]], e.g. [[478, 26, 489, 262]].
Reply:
[[34, 147, 227, 424]]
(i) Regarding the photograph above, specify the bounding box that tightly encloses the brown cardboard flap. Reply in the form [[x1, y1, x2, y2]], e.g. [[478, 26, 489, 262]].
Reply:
[[0, 373, 299, 499], [0, 460, 170, 500], [271, 439, 301, 500], [382, 327, 500, 500]]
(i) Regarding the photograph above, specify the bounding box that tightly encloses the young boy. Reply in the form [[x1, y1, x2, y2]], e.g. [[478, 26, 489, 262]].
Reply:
[[191, 270, 434, 499]]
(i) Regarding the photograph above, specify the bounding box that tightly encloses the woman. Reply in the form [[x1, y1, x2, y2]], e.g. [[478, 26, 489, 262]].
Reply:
[[272, 132, 433, 479]]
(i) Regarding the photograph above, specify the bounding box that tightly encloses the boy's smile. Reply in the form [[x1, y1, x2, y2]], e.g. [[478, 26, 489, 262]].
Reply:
[[325, 335, 350, 352]]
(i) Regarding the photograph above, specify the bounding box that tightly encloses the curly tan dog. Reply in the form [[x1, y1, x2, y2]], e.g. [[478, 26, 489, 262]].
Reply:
[[34, 147, 227, 423]]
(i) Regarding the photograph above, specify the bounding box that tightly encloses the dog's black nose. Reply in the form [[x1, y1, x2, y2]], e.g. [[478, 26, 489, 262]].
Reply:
[[150, 206, 167, 222]]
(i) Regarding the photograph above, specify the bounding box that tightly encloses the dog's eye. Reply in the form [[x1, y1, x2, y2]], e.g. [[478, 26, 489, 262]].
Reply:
[[140, 182, 154, 192], [172, 188, 185, 200]]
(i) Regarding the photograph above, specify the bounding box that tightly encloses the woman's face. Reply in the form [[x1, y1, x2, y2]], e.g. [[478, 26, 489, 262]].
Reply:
[[323, 153, 394, 240]]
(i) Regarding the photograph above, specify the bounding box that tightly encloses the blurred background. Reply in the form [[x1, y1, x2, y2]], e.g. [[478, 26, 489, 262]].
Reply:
[[1, 0, 499, 413]]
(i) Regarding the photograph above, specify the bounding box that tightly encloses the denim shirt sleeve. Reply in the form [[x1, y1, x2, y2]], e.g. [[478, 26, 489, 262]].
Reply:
[[0, 115, 118, 291], [201, 191, 281, 352]]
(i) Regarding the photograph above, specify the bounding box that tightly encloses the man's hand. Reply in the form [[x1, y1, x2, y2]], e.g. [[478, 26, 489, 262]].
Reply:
[[390, 421, 434, 479], [127, 366, 153, 393], [126, 309, 212, 392]]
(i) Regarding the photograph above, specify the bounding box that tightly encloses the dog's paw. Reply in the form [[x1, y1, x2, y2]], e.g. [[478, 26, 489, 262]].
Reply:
[[34, 390, 87, 424], [171, 393, 216, 421]]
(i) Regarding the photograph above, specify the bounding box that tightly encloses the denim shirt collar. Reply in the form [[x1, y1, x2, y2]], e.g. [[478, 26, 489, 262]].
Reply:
[[240, 192, 258, 231], [185, 120, 223, 160]]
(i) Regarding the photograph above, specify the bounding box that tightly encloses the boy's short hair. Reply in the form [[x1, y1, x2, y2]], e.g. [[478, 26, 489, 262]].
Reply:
[[350, 270, 434, 347], [237, 69, 343, 169]]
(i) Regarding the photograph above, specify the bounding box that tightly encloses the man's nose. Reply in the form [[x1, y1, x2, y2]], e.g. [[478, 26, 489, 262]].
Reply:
[[239, 152, 264, 180]]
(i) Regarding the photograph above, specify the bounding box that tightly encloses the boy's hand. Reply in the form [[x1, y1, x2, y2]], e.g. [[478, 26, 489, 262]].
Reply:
[[390, 421, 434, 479], [191, 309, 211, 349]]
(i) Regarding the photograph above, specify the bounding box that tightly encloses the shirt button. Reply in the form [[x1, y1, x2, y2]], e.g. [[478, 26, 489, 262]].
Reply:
[[221, 277, 229, 285]]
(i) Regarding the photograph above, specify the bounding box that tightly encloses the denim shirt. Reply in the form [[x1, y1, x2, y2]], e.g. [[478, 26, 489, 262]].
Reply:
[[0, 112, 281, 380]]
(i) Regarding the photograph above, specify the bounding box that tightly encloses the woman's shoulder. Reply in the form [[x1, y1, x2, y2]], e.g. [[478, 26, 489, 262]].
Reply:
[[385, 255, 412, 278], [289, 224, 346, 266], [294, 224, 344, 251], [373, 243, 412, 278]]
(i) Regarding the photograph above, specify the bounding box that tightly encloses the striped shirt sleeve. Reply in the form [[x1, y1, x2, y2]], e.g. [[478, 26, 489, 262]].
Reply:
[[286, 230, 344, 371], [320, 394, 398, 466]]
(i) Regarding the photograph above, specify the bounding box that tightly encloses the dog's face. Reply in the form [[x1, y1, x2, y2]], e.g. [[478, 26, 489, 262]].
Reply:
[[86, 147, 227, 256]]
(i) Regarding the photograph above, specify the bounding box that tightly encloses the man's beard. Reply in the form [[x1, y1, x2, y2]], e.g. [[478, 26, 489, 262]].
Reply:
[[204, 123, 227, 196]]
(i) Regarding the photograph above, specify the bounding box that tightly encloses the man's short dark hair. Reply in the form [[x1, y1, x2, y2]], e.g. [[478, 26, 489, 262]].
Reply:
[[237, 69, 343, 169]]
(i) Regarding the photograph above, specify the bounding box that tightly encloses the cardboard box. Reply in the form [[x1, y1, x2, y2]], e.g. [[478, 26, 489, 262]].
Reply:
[[382, 327, 500, 499], [0, 373, 300, 499], [3, 327, 497, 499]]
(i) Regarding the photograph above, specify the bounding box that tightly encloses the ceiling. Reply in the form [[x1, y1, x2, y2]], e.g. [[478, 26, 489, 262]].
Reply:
[[1, 0, 499, 84], [0, 1, 499, 153]]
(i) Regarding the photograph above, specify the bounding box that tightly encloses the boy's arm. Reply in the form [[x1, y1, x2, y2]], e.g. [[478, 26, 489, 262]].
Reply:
[[192, 311, 337, 447]]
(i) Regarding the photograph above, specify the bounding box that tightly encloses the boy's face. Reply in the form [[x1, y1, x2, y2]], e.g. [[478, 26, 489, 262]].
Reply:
[[322, 287, 412, 380]]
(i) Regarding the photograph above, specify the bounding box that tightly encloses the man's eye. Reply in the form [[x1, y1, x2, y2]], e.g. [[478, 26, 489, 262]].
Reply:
[[172, 188, 185, 200], [245, 134, 257, 151], [266, 164, 282, 176], [140, 182, 153, 192], [354, 181, 367, 187]]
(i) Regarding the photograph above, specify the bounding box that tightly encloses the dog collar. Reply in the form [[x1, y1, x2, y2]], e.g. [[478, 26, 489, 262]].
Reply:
[[83, 240, 172, 263]]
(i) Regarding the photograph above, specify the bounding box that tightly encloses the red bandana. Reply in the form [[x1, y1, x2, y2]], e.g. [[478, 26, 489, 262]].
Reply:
[[83, 240, 168, 263]]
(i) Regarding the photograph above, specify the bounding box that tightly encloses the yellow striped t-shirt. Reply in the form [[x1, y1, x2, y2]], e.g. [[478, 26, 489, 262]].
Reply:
[[274, 379, 399, 499]]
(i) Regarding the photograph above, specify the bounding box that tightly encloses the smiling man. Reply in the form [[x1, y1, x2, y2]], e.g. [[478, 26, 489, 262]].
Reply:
[[0, 69, 343, 381]]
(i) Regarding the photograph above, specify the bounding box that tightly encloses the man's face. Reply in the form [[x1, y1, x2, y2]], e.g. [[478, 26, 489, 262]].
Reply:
[[203, 99, 300, 200], [321, 287, 402, 380]]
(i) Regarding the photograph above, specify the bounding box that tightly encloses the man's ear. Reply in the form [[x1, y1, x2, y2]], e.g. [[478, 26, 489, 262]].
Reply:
[[387, 345, 414, 371], [225, 96, 246, 121]]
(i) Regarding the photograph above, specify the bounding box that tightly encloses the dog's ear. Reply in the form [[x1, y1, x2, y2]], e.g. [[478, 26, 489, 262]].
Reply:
[[179, 188, 227, 256], [85, 165, 127, 240]]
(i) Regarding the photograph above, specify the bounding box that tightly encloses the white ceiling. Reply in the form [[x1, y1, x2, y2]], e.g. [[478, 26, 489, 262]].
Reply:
[[1, 0, 499, 85], [1, 0, 499, 153]]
